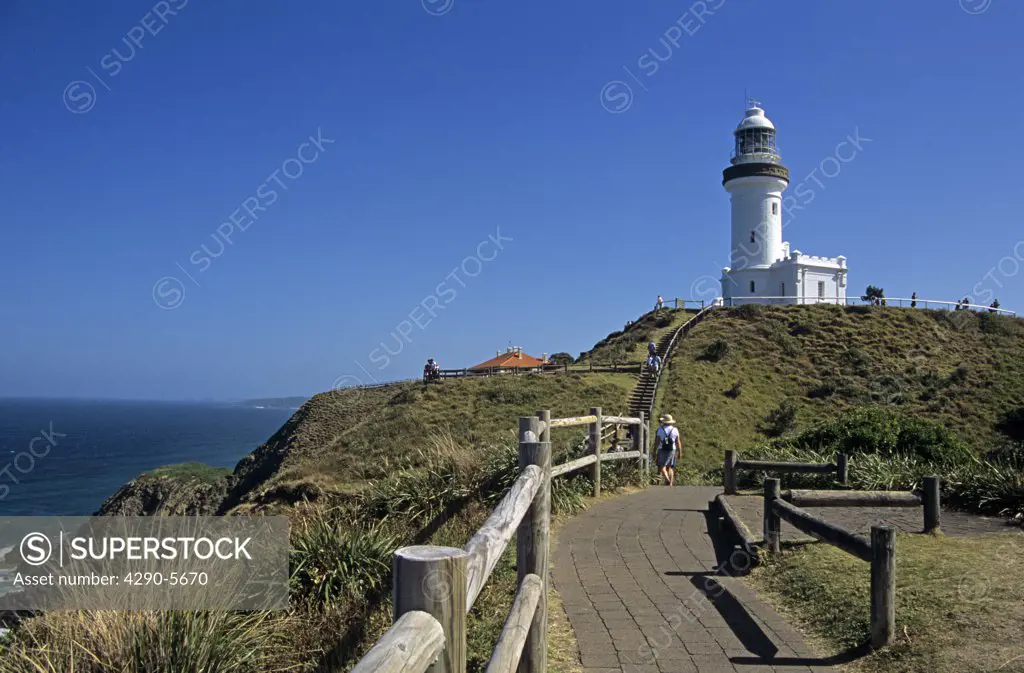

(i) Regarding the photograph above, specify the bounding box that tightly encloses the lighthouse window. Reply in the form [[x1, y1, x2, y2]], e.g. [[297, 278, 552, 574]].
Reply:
[[750, 230, 756, 244], [736, 128, 777, 157], [772, 202, 778, 215], [749, 280, 756, 293]]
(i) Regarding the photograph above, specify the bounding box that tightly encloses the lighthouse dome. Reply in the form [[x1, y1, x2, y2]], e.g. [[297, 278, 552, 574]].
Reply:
[[735, 106, 775, 131]]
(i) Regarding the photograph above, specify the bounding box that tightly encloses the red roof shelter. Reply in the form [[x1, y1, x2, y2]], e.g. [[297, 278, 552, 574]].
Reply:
[[470, 347, 548, 371]]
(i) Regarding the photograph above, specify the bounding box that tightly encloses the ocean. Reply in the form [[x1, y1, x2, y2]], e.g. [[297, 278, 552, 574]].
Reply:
[[0, 398, 296, 517]]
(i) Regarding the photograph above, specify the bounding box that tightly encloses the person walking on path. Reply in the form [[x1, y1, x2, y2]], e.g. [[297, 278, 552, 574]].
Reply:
[[656, 295, 664, 310], [911, 291, 917, 308], [655, 414, 681, 486]]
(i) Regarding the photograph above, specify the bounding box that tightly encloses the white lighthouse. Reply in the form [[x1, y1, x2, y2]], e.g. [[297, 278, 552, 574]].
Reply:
[[720, 102, 848, 305]]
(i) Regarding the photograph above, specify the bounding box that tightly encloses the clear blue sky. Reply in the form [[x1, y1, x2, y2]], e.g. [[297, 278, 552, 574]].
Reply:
[[2, 0, 1021, 400]]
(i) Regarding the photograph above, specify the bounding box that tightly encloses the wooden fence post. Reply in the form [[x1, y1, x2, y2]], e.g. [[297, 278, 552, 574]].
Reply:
[[632, 413, 642, 487], [517, 417, 550, 673], [923, 476, 940, 533], [637, 412, 647, 487], [764, 478, 781, 553], [536, 409, 550, 444], [836, 453, 849, 486], [393, 545, 468, 673], [870, 525, 896, 648], [724, 450, 738, 495], [590, 407, 602, 498]]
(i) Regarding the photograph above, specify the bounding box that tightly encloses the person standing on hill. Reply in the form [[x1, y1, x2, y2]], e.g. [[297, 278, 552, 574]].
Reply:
[[911, 292, 917, 308], [656, 295, 664, 310], [655, 414, 681, 486]]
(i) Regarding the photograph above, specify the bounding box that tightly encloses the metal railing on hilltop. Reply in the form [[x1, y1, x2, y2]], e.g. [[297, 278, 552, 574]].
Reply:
[[714, 295, 1016, 316]]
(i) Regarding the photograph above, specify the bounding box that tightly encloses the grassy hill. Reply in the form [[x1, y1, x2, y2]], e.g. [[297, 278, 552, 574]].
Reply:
[[7, 303, 1024, 673], [224, 372, 636, 512], [576, 307, 695, 363], [655, 304, 1024, 469]]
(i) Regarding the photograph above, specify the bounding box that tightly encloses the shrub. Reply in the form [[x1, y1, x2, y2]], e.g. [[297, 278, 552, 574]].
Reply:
[[793, 406, 902, 456], [947, 365, 969, 386], [996, 408, 1024, 443], [733, 304, 765, 320], [790, 407, 971, 464], [893, 417, 972, 465], [699, 339, 730, 362], [760, 400, 798, 438], [290, 510, 400, 608], [841, 347, 870, 375], [861, 285, 885, 304], [976, 311, 1011, 335], [920, 370, 943, 389], [725, 381, 743, 399], [548, 352, 574, 366], [807, 381, 837, 399]]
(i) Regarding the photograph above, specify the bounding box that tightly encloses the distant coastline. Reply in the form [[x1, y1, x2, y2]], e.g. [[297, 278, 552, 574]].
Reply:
[[238, 396, 308, 410]]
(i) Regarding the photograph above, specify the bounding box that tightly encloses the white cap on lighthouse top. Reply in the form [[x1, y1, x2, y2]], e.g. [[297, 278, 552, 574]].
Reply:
[[736, 105, 775, 131]]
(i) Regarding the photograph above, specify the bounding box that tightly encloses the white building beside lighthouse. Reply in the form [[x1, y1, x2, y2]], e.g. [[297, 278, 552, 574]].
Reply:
[[720, 102, 848, 305]]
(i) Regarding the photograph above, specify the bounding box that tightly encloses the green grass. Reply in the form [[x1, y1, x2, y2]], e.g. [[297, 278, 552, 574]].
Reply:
[[145, 462, 232, 483], [226, 372, 635, 511], [577, 308, 695, 364], [0, 610, 297, 673], [750, 532, 1024, 672], [655, 304, 1024, 470]]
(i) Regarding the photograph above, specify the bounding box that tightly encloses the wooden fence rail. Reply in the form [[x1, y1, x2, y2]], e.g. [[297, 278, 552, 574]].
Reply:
[[435, 363, 642, 380], [763, 477, 900, 648], [349, 408, 649, 673], [780, 477, 941, 534], [723, 449, 848, 495], [349, 611, 447, 673]]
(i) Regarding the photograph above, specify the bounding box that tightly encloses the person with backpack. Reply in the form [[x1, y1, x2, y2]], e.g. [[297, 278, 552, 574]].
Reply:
[[648, 341, 657, 358], [655, 414, 681, 486]]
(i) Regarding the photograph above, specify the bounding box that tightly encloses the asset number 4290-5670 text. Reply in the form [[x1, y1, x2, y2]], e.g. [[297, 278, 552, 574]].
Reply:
[[123, 572, 209, 586]]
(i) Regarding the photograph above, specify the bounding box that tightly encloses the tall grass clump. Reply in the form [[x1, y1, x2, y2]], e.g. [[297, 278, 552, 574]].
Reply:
[[0, 610, 293, 673], [290, 508, 400, 609]]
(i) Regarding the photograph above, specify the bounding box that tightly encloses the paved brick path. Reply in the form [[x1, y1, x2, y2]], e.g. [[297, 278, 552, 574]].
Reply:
[[726, 494, 1009, 542], [553, 486, 831, 673]]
